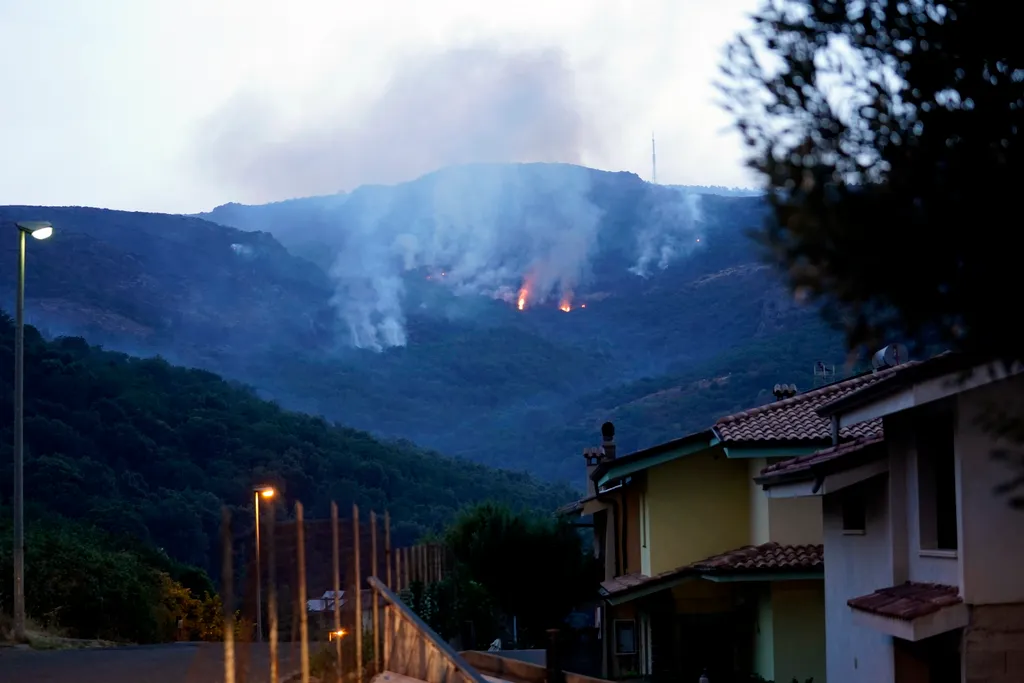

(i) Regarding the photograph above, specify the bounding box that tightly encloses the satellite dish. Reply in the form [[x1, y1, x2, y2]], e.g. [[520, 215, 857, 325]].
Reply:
[[872, 343, 910, 370]]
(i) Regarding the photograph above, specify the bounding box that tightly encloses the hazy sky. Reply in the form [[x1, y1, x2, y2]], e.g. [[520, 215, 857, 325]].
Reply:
[[0, 0, 759, 213]]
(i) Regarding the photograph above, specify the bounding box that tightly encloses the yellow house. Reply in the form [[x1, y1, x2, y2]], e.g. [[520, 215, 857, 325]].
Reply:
[[561, 372, 898, 683]]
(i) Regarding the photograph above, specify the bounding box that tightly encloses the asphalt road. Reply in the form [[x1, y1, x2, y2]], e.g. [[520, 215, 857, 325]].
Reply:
[[0, 642, 301, 683]]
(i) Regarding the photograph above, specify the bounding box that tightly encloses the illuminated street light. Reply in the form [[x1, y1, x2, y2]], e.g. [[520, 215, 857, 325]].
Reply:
[[253, 486, 275, 642], [12, 220, 54, 642]]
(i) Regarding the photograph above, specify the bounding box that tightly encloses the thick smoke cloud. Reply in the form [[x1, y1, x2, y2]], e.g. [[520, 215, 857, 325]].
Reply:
[[328, 163, 606, 350], [196, 44, 604, 202], [197, 43, 703, 351], [326, 167, 702, 351]]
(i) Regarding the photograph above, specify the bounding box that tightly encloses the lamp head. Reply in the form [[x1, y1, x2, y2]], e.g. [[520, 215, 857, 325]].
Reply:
[[16, 221, 53, 240]]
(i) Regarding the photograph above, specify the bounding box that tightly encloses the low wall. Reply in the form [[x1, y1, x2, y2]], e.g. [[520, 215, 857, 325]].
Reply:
[[459, 651, 611, 683]]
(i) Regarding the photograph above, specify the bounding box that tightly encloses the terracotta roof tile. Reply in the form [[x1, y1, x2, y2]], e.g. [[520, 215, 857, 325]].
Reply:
[[555, 494, 598, 516], [600, 571, 673, 596], [690, 542, 823, 573], [599, 542, 823, 597], [757, 435, 886, 481], [713, 365, 913, 444], [847, 582, 962, 620]]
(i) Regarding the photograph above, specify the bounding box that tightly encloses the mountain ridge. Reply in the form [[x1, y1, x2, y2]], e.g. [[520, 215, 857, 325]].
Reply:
[[2, 163, 845, 483]]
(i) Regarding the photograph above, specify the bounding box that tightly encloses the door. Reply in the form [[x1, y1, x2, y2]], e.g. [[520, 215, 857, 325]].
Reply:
[[649, 611, 677, 682], [676, 612, 739, 683]]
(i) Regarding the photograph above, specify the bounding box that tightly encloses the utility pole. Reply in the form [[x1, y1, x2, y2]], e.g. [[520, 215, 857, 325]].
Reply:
[[652, 133, 657, 184]]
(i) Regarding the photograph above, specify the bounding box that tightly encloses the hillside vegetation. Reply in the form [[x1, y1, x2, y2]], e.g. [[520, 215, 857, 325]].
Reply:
[[2, 165, 853, 485], [0, 312, 573, 578]]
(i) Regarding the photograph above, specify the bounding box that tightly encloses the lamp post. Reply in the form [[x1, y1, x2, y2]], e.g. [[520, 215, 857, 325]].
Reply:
[[253, 486, 275, 643], [12, 220, 53, 642]]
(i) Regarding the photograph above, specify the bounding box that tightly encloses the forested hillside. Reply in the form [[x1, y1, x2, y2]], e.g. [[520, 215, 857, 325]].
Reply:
[[2, 164, 852, 485], [0, 312, 573, 576]]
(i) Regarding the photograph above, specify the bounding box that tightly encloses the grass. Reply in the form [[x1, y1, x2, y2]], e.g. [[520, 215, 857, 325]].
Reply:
[[0, 612, 117, 650]]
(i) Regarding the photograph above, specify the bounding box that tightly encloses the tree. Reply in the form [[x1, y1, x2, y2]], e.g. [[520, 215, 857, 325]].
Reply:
[[720, 1, 1021, 361], [440, 503, 597, 647], [721, 2, 1024, 506]]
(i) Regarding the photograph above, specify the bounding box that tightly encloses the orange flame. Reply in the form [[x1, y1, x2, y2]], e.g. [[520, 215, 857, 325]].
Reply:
[[517, 288, 528, 311], [559, 302, 571, 312]]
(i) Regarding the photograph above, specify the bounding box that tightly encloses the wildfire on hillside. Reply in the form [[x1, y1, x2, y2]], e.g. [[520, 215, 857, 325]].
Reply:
[[517, 287, 528, 311]]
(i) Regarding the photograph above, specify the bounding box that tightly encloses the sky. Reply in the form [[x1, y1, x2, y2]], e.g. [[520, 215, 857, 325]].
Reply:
[[0, 0, 760, 214]]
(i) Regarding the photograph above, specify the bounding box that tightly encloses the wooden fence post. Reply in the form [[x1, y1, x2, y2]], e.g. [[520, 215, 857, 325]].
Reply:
[[268, 502, 279, 683], [331, 502, 343, 683], [384, 511, 392, 669], [296, 503, 309, 683], [371, 511, 380, 674], [221, 507, 235, 683], [353, 505, 363, 683]]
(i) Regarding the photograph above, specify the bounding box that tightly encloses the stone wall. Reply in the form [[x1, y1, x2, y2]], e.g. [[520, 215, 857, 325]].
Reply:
[[964, 604, 1024, 683]]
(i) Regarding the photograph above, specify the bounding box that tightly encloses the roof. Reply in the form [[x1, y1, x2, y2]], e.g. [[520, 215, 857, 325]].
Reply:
[[600, 571, 675, 596], [599, 542, 823, 598], [713, 366, 910, 447], [690, 542, 823, 574], [847, 582, 962, 621], [555, 494, 597, 517], [755, 435, 887, 485], [817, 351, 984, 418], [591, 430, 714, 484]]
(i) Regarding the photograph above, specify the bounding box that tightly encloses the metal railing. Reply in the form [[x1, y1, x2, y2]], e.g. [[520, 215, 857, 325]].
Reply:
[[368, 576, 488, 683]]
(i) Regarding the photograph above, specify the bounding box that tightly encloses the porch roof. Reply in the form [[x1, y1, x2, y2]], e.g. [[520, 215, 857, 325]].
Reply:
[[754, 435, 887, 488], [598, 542, 823, 604], [848, 582, 962, 620], [690, 541, 823, 575], [847, 582, 968, 642], [555, 494, 598, 517]]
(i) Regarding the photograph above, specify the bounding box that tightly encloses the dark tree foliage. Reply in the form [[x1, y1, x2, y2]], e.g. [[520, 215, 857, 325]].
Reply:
[[720, 1, 1024, 506], [0, 312, 574, 577], [0, 511, 221, 643], [440, 503, 597, 648], [721, 0, 1022, 360]]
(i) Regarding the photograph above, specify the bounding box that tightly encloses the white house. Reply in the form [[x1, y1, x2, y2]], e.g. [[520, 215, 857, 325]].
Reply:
[[756, 354, 1024, 683]]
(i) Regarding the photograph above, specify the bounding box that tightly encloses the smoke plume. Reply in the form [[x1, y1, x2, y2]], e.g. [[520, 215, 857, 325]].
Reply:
[[196, 43, 704, 351], [196, 44, 604, 202], [327, 163, 606, 350]]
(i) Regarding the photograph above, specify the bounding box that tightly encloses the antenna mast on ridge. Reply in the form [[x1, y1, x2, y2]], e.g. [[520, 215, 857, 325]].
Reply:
[[651, 133, 657, 184], [813, 361, 836, 387]]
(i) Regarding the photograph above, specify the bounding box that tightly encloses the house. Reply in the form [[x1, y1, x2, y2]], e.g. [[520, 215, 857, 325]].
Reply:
[[561, 372, 907, 683], [307, 588, 374, 635], [755, 354, 1024, 683]]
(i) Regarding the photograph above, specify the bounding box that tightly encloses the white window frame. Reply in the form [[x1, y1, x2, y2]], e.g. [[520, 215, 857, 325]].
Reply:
[[613, 618, 638, 655]]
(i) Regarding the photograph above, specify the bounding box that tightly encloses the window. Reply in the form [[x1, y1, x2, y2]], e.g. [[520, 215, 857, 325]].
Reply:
[[917, 406, 958, 552], [841, 488, 866, 534], [614, 619, 637, 655]]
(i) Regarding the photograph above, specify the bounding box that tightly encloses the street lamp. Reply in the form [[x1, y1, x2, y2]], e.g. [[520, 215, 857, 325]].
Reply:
[[12, 220, 53, 642], [253, 486, 275, 643]]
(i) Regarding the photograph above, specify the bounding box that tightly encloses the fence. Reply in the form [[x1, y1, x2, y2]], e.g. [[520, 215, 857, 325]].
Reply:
[[218, 501, 454, 683]]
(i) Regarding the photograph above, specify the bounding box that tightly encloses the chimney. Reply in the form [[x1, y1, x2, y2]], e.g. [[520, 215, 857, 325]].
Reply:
[[601, 422, 616, 461], [583, 422, 617, 497], [583, 447, 602, 497]]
